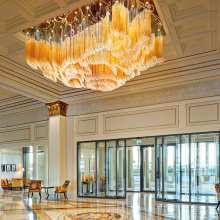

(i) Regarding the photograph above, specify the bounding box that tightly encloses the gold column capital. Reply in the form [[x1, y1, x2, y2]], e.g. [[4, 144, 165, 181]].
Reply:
[[45, 101, 68, 116]]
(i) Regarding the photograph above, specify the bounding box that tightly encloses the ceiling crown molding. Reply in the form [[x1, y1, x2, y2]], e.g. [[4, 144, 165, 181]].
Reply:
[[0, 54, 61, 102], [0, 108, 48, 128], [74, 78, 220, 116]]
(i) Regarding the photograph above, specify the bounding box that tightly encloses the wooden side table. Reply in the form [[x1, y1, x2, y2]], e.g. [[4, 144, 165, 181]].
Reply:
[[42, 186, 54, 199]]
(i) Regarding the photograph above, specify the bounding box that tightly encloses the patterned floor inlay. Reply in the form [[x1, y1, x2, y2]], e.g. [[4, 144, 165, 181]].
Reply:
[[60, 209, 132, 220], [43, 208, 134, 220]]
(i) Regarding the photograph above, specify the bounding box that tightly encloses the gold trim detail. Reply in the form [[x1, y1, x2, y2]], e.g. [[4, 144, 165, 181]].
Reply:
[[45, 101, 68, 116]]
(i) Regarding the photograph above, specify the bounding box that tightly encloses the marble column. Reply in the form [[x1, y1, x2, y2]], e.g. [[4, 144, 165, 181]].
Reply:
[[46, 101, 68, 187]]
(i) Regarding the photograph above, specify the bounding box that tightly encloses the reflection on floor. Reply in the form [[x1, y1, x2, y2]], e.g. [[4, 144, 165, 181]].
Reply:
[[0, 190, 219, 219]]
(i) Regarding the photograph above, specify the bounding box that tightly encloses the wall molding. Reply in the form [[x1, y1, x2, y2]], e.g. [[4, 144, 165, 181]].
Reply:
[[103, 106, 178, 134], [0, 126, 31, 144], [34, 123, 48, 141], [75, 79, 220, 116], [186, 100, 220, 127], [76, 116, 98, 137]]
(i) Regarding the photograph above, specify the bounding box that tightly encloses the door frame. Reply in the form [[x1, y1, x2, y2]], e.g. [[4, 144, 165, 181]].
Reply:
[[125, 144, 156, 193]]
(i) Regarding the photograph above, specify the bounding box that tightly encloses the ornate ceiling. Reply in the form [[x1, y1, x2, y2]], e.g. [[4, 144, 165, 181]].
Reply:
[[0, 0, 220, 112]]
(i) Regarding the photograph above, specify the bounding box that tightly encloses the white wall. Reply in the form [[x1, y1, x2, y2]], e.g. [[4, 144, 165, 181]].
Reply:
[[0, 109, 49, 184], [1, 148, 23, 179]]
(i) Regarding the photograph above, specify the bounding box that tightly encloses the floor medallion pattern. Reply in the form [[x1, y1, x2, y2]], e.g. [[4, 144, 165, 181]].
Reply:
[[59, 209, 132, 220]]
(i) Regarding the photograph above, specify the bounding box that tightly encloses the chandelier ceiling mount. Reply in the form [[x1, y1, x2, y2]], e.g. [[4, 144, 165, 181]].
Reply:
[[24, 0, 165, 91]]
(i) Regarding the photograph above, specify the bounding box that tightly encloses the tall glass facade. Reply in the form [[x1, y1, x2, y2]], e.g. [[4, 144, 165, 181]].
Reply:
[[155, 132, 219, 204], [77, 132, 219, 204], [78, 140, 126, 198]]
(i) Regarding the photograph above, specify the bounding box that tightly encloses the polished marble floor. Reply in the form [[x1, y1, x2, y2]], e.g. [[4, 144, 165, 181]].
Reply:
[[0, 190, 219, 219]]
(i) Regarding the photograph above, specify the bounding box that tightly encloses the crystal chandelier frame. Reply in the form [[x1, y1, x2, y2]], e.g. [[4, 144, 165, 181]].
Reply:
[[25, 0, 165, 91]]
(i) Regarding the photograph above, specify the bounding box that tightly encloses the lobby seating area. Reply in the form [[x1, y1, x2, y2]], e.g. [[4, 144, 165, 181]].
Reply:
[[1, 178, 27, 190], [2, 179, 71, 201]]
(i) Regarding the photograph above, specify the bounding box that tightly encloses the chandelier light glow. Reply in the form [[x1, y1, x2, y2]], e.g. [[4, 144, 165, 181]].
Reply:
[[25, 0, 165, 91]]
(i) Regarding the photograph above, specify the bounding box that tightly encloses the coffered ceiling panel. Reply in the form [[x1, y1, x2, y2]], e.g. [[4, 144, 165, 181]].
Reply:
[[0, 2, 19, 22], [23, 0, 52, 9], [175, 17, 210, 40]]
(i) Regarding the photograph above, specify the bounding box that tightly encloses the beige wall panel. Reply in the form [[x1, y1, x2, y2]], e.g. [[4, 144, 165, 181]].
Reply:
[[187, 101, 220, 126], [0, 126, 31, 144], [104, 106, 178, 133], [34, 123, 48, 141], [76, 117, 98, 136]]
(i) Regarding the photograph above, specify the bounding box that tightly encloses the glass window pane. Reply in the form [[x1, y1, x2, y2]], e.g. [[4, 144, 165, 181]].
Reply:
[[117, 140, 125, 197], [143, 137, 155, 191], [37, 146, 44, 182], [97, 141, 105, 197], [106, 141, 116, 198], [191, 133, 219, 203], [126, 146, 140, 191], [181, 135, 189, 202], [156, 137, 162, 199], [78, 142, 96, 197], [24, 146, 33, 180], [163, 135, 180, 201]]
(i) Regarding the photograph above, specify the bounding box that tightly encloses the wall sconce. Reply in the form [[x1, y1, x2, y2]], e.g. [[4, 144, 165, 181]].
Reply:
[[18, 168, 25, 172]]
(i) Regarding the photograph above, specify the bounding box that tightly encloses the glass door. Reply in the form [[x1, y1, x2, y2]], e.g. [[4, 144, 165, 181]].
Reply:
[[143, 146, 155, 191], [126, 146, 140, 191], [163, 135, 181, 201], [155, 137, 163, 200], [117, 140, 126, 198], [191, 133, 219, 203], [106, 141, 117, 198], [181, 135, 190, 202], [97, 141, 105, 197]]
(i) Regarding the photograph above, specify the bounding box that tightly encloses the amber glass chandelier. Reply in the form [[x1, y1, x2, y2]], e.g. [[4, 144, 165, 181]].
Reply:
[[25, 0, 165, 91]]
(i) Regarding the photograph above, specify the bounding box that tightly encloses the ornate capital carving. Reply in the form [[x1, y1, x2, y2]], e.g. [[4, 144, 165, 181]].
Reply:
[[45, 101, 68, 116]]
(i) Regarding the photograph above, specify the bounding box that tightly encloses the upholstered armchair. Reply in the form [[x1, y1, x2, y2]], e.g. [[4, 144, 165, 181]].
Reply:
[[1, 179, 7, 189], [28, 180, 42, 199], [215, 184, 220, 211], [54, 180, 70, 200]]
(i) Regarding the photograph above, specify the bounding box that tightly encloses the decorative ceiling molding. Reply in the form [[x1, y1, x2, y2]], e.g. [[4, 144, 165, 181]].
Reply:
[[0, 98, 43, 116], [74, 79, 220, 116], [0, 54, 61, 102], [0, 107, 48, 128]]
